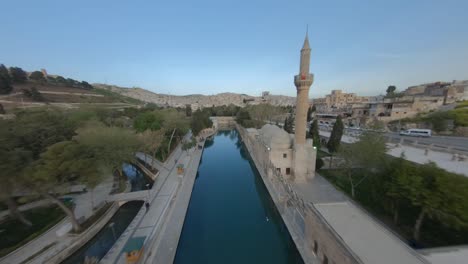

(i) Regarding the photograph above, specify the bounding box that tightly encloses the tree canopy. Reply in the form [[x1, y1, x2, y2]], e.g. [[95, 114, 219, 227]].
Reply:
[[327, 116, 344, 153], [0, 64, 12, 94], [283, 115, 294, 133], [29, 71, 46, 83], [191, 109, 213, 135], [308, 119, 320, 150], [9, 67, 27, 83]]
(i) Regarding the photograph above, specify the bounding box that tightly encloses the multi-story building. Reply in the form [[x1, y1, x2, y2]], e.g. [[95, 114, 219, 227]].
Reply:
[[312, 90, 370, 112]]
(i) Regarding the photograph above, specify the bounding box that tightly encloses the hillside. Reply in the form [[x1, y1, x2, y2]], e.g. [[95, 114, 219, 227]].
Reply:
[[0, 82, 142, 111], [94, 84, 296, 108]]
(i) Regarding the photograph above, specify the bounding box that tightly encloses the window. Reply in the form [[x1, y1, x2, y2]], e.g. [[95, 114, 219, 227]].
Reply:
[[276, 168, 281, 173], [283, 153, 287, 158], [313, 240, 318, 254], [286, 168, 291, 175]]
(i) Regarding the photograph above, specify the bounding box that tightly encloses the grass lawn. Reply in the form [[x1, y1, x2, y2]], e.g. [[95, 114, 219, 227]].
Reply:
[[320, 169, 468, 248], [0, 205, 66, 257]]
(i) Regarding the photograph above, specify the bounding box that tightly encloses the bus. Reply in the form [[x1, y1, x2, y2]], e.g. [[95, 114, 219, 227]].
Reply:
[[399, 129, 432, 137]]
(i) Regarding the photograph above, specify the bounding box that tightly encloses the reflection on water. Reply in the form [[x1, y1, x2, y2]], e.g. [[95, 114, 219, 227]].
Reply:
[[61, 201, 143, 264], [175, 130, 303, 264], [122, 163, 153, 191]]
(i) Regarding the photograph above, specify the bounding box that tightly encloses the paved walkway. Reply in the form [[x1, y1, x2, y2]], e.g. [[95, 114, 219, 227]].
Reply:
[[0, 176, 113, 264], [319, 130, 468, 176], [387, 144, 468, 176], [0, 199, 51, 221], [101, 132, 204, 264]]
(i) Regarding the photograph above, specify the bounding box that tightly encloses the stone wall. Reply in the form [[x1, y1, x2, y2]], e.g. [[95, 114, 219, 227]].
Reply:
[[237, 124, 361, 264], [304, 207, 360, 264]]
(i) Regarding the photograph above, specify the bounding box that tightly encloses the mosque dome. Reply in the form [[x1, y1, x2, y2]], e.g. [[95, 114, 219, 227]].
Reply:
[[259, 124, 292, 149]]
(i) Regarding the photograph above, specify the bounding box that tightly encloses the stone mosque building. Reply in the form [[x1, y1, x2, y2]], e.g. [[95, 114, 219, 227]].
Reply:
[[247, 32, 317, 182]]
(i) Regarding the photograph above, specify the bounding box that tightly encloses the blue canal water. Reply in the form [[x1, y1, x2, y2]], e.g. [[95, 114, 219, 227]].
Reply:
[[123, 163, 153, 191], [175, 130, 303, 264], [61, 164, 151, 264], [61, 201, 143, 264]]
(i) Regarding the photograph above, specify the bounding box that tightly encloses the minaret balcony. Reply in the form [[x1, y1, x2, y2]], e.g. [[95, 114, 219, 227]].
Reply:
[[294, 74, 314, 88]]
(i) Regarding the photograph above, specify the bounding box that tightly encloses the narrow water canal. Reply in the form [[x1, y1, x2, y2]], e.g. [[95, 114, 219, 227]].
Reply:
[[61, 164, 151, 263], [175, 130, 303, 264]]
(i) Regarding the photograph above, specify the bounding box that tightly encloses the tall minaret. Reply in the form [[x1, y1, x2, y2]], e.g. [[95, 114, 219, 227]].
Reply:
[[294, 32, 314, 145], [292, 31, 316, 182]]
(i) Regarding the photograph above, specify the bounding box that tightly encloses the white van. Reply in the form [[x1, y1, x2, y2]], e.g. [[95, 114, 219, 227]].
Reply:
[[399, 129, 432, 137]]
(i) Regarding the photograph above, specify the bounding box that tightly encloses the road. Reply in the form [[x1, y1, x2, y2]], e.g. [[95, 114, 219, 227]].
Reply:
[[385, 133, 468, 150]]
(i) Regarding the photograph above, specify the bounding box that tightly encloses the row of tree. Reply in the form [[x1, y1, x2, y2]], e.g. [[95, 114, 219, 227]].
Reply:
[[0, 64, 93, 95], [321, 121, 468, 244], [0, 103, 197, 232]]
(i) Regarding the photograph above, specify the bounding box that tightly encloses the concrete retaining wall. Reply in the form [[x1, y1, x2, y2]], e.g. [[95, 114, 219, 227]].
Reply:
[[44, 203, 119, 264]]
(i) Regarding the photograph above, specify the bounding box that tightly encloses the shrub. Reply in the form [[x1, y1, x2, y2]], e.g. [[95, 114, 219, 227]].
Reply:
[[316, 158, 324, 170]]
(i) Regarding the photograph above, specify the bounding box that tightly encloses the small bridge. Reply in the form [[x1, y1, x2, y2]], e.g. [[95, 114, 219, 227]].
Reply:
[[106, 190, 149, 203], [136, 152, 170, 172]]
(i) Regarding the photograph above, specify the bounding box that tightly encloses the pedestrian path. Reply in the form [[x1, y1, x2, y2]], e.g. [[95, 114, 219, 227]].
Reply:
[[0, 199, 51, 221], [388, 144, 468, 176], [0, 176, 114, 264], [319, 130, 468, 176], [101, 135, 203, 264]]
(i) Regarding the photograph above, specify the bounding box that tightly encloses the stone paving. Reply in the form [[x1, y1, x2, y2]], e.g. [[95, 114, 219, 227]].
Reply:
[[101, 133, 204, 264]]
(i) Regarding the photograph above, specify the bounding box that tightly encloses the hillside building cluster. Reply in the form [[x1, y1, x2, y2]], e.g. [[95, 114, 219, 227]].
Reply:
[[312, 81, 468, 127]]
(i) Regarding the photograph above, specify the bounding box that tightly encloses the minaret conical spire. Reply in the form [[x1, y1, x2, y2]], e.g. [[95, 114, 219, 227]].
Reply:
[[302, 25, 310, 50], [299, 29, 311, 75]]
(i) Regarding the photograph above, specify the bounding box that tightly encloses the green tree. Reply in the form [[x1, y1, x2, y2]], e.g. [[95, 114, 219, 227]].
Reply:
[[30, 87, 45, 102], [133, 111, 164, 132], [339, 130, 387, 197], [308, 119, 320, 150], [0, 145, 33, 226], [307, 106, 314, 122], [162, 109, 189, 153], [27, 141, 99, 232], [55, 76, 67, 85], [9, 67, 27, 83], [29, 71, 46, 83], [327, 115, 344, 154], [80, 81, 93, 89], [386, 85, 397, 96], [13, 109, 76, 158], [191, 109, 213, 136], [185, 104, 192, 117], [0, 64, 12, 94], [283, 115, 294, 133], [138, 129, 165, 166], [75, 123, 143, 177], [405, 162, 468, 242], [384, 154, 414, 225]]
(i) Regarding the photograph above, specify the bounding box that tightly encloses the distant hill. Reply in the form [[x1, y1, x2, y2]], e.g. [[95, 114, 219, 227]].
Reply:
[[93, 83, 297, 108], [0, 82, 142, 110], [0, 65, 143, 111]]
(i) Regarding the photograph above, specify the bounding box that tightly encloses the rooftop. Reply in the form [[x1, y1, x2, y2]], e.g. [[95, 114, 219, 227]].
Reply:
[[294, 174, 427, 264], [315, 201, 427, 264]]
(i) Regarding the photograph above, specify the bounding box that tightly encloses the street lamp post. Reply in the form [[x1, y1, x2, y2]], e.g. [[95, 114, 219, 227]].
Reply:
[[146, 183, 151, 202]]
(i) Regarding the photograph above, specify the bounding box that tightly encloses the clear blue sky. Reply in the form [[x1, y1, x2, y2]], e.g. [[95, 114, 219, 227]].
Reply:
[[1, 0, 467, 97]]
